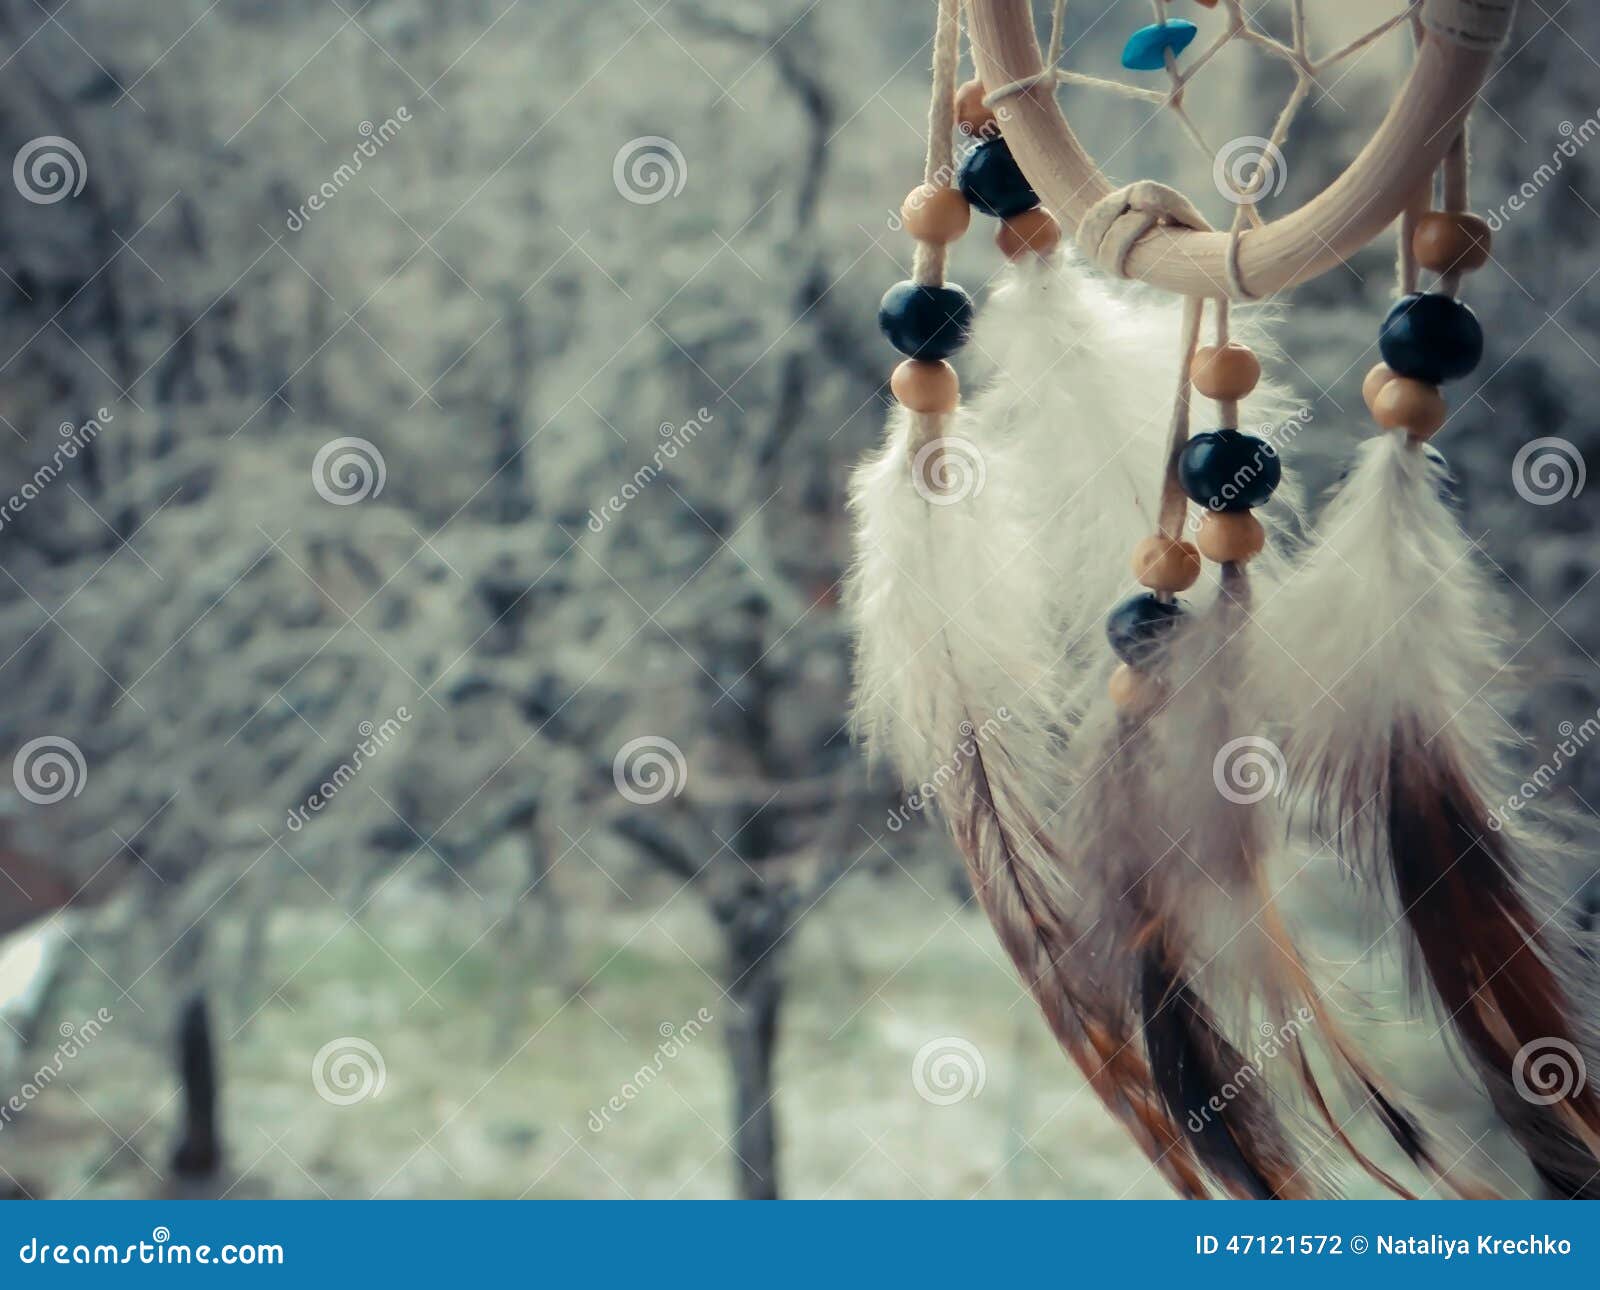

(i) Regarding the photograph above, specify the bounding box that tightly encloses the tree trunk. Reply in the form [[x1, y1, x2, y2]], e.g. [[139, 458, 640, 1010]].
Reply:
[[170, 990, 222, 1177], [725, 951, 783, 1200], [717, 869, 791, 1201]]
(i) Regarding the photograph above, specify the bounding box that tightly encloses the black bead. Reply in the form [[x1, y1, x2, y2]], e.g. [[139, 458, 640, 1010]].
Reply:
[[956, 138, 1039, 219], [877, 280, 973, 360], [1378, 293, 1483, 384], [1105, 594, 1185, 667], [1177, 429, 1281, 512]]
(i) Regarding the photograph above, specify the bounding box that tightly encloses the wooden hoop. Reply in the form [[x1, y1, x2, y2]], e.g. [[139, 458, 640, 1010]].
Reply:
[[966, 0, 1496, 298]]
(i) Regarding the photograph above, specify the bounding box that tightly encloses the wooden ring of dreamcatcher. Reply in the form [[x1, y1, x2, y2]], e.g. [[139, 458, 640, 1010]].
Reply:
[[966, 0, 1498, 297]]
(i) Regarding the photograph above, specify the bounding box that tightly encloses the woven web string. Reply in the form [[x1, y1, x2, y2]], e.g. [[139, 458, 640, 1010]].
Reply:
[[987, 0, 1426, 272]]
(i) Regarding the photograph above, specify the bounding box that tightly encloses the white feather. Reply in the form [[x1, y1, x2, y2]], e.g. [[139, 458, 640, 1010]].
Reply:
[[845, 253, 1421, 1197], [851, 252, 1307, 792], [1251, 430, 1600, 1190], [846, 404, 1060, 785], [963, 254, 1174, 650], [1253, 431, 1510, 811], [968, 254, 1305, 655]]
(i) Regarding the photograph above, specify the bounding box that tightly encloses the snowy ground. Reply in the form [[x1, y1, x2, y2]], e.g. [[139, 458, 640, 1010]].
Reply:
[[4, 868, 1178, 1199], [1, 858, 1538, 1201]]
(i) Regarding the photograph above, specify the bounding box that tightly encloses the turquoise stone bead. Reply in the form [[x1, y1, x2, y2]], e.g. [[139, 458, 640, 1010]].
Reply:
[[1121, 20, 1198, 72]]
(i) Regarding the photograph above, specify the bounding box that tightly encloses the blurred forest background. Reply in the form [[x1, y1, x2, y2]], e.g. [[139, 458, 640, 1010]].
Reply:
[[0, 0, 1594, 1199]]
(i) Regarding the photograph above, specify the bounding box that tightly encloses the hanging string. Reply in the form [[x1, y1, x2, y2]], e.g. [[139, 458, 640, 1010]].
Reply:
[[912, 0, 962, 289], [1396, 190, 1426, 296], [1437, 125, 1471, 298], [1156, 295, 1207, 544], [901, 0, 963, 471], [1395, 12, 1428, 298], [1212, 297, 1242, 432]]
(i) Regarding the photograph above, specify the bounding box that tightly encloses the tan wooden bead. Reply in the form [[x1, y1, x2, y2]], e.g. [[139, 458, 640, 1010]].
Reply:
[[955, 79, 998, 137], [1131, 535, 1202, 593], [1195, 510, 1266, 564], [901, 184, 971, 245], [1108, 663, 1161, 711], [890, 359, 959, 414], [995, 207, 1061, 260], [1190, 343, 1261, 401], [1414, 211, 1492, 275], [1362, 362, 1396, 415], [1372, 376, 1448, 439]]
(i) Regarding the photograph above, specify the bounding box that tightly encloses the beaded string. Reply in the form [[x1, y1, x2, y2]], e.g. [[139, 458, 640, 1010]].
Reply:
[[1110, 286, 1276, 710], [1363, 39, 1491, 446], [881, 0, 969, 475], [1110, 283, 1277, 709], [879, 0, 1066, 479]]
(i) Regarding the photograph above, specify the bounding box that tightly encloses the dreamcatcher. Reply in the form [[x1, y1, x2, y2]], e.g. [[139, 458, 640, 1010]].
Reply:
[[848, 0, 1600, 1198]]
